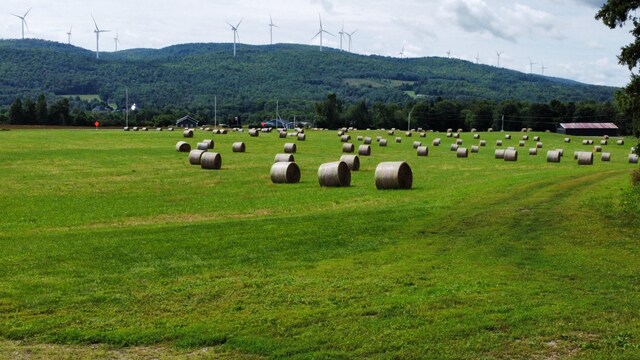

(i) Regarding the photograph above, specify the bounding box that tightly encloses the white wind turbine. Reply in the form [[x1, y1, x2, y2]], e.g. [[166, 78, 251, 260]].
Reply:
[[529, 58, 536, 74], [338, 23, 345, 51], [496, 51, 503, 67], [12, 8, 31, 40], [92, 15, 110, 59], [227, 19, 243, 57], [67, 27, 72, 45], [398, 45, 405, 58], [346, 29, 357, 53], [114, 32, 120, 51], [269, 15, 278, 45], [312, 14, 334, 52]]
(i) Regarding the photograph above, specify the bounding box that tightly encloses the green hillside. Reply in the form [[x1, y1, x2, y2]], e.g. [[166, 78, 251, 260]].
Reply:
[[0, 39, 618, 113]]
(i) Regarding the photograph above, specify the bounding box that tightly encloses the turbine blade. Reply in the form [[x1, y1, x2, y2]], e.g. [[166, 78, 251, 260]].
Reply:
[[91, 15, 99, 31], [351, 29, 358, 35], [311, 31, 321, 40], [323, 30, 335, 37], [12, 14, 21, 19], [236, 19, 243, 28], [24, 8, 32, 18]]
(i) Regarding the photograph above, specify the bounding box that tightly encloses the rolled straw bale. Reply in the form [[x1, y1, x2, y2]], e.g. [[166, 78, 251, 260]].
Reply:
[[456, 139, 463, 145], [167, 127, 174, 131], [270, 162, 301, 184], [340, 155, 360, 171], [183, 129, 194, 138], [124, 127, 130, 131], [342, 127, 349, 132], [156, 127, 162, 131], [600, 140, 608, 145], [132, 127, 139, 131], [274, 153, 295, 163], [189, 149, 207, 165], [287, 132, 297, 137], [533, 136, 540, 141], [297, 133, 306, 141], [279, 131, 287, 138], [337, 131, 345, 137], [358, 145, 372, 156], [453, 133, 460, 138], [504, 149, 518, 161], [433, 138, 441, 146], [418, 127, 423, 132], [196, 142, 209, 151], [413, 141, 422, 149], [457, 128, 463, 133], [364, 137, 372, 144], [488, 128, 493, 132], [232, 142, 246, 152], [495, 149, 506, 159], [447, 128, 453, 133], [341, 135, 351, 142], [284, 143, 297, 153], [529, 148, 537, 155], [577, 151, 594, 165], [420, 132, 426, 138], [375, 162, 413, 190], [547, 150, 561, 163], [603, 135, 609, 139], [505, 134, 511, 139], [471, 145, 479, 153], [342, 143, 355, 153], [142, 127, 148, 131], [519, 141, 525, 147], [388, 130, 395, 135], [601, 152, 611, 162], [450, 143, 459, 151], [357, 135, 364, 141], [249, 129, 259, 137], [588, 140, 594, 145], [456, 147, 469, 158], [629, 154, 639, 164], [204, 127, 211, 131], [617, 139, 625, 145], [536, 142, 543, 148], [556, 149, 564, 157], [496, 140, 503, 146], [474, 134, 480, 139], [379, 139, 388, 147], [594, 146, 602, 152], [176, 141, 191, 152], [521, 128, 527, 132], [417, 146, 429, 156], [212, 129, 220, 134], [200, 152, 222, 170], [406, 131, 412, 137], [564, 137, 571, 143], [446, 133, 453, 138], [202, 139, 214, 149], [507, 146, 515, 151], [471, 128, 477, 132], [395, 137, 402, 143], [219, 129, 228, 134], [318, 161, 351, 187], [479, 140, 487, 147], [522, 135, 529, 140], [582, 140, 589, 145]]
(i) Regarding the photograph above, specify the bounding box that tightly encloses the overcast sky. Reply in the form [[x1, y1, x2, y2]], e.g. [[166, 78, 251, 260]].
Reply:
[[1, 0, 633, 87]]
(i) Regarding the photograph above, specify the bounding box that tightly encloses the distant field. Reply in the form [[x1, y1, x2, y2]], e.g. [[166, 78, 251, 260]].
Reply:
[[344, 78, 415, 89], [0, 128, 638, 358], [60, 94, 101, 101]]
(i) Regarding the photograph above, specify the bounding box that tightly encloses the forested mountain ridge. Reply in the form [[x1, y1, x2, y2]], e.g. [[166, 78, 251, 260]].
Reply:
[[0, 39, 617, 113]]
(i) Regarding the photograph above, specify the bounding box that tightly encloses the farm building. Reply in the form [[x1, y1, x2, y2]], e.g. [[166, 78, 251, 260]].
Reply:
[[556, 123, 619, 137], [176, 115, 199, 128]]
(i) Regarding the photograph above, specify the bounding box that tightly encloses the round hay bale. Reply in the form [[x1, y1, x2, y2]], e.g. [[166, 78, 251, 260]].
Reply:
[[200, 152, 222, 170], [156, 127, 162, 131], [433, 138, 441, 146], [471, 145, 479, 153], [201, 139, 214, 149], [488, 128, 493, 132], [358, 145, 371, 156], [341, 135, 351, 142], [457, 128, 463, 133], [594, 146, 602, 153], [577, 151, 594, 165], [456, 139, 463, 145], [270, 162, 301, 184], [447, 128, 453, 133], [183, 129, 194, 138], [189, 149, 207, 165], [453, 133, 460, 139], [375, 162, 413, 190], [388, 130, 395, 135], [141, 127, 148, 131], [318, 161, 351, 187], [474, 134, 480, 139], [522, 135, 529, 140], [395, 137, 402, 143], [456, 147, 469, 158], [629, 154, 639, 164], [287, 132, 297, 138], [297, 133, 306, 141], [176, 141, 191, 152], [212, 129, 220, 134], [197, 142, 209, 151], [357, 135, 364, 141], [420, 132, 426, 138], [600, 139, 608, 145], [405, 131, 412, 137], [167, 127, 174, 131], [564, 138, 571, 143], [232, 142, 246, 152], [547, 150, 561, 163], [364, 137, 372, 144], [496, 140, 503, 146], [529, 148, 537, 156], [507, 146, 516, 151], [521, 128, 527, 132], [479, 140, 487, 147], [536, 142, 543, 148], [505, 134, 511, 139], [219, 129, 228, 134], [284, 143, 297, 153], [450, 143, 459, 151], [601, 152, 611, 162], [471, 128, 477, 132], [279, 131, 287, 138], [519, 141, 525, 147], [495, 149, 506, 159], [582, 140, 589, 145], [379, 139, 388, 147], [556, 149, 564, 157], [274, 153, 295, 163], [413, 141, 422, 149], [504, 149, 518, 161], [340, 155, 360, 171], [342, 143, 355, 153], [533, 136, 540, 141], [249, 129, 259, 137], [132, 127, 139, 131], [617, 139, 625, 145], [446, 133, 453, 138], [123, 127, 130, 131], [337, 130, 344, 136], [417, 146, 429, 156], [603, 135, 609, 139]]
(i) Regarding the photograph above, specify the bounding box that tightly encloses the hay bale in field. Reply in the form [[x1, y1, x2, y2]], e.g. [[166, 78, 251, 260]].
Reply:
[[189, 149, 207, 165], [219, 129, 228, 134], [564, 137, 571, 143], [124, 127, 130, 131], [340, 155, 360, 171], [197, 142, 209, 151], [474, 134, 480, 139], [358, 145, 371, 156], [287, 132, 298, 138], [433, 138, 441, 146], [132, 127, 139, 131], [364, 136, 372, 144], [343, 143, 355, 153], [417, 146, 429, 156], [297, 133, 306, 141], [519, 141, 525, 147], [601, 152, 611, 161], [556, 149, 564, 157], [337, 130, 344, 136], [529, 148, 537, 156], [375, 162, 413, 190], [446, 132, 453, 138], [456, 139, 463, 145], [357, 135, 364, 141], [453, 133, 460, 138], [204, 127, 211, 131], [284, 143, 297, 153], [600, 140, 608, 145], [270, 162, 301, 184], [629, 154, 639, 164], [450, 143, 459, 151], [533, 136, 540, 141], [495, 149, 506, 159], [488, 128, 493, 132], [318, 161, 351, 187], [249, 129, 259, 137], [521, 128, 527, 132], [536, 142, 543, 148], [156, 127, 162, 131], [447, 128, 453, 133], [201, 139, 214, 149], [420, 132, 426, 138], [471, 128, 477, 132], [183, 129, 193, 138], [522, 135, 529, 140], [388, 130, 395, 136], [505, 134, 511, 139], [507, 146, 515, 151], [168, 127, 174, 131], [379, 139, 388, 146], [577, 151, 594, 165], [406, 131, 412, 137], [341, 135, 351, 142], [274, 153, 295, 163], [212, 129, 220, 134], [413, 141, 422, 149], [176, 141, 191, 152], [232, 142, 246, 152], [141, 127, 148, 131], [456, 147, 469, 158], [504, 149, 518, 161], [617, 139, 625, 145], [395, 137, 402, 143], [457, 128, 463, 133], [479, 140, 487, 147], [547, 150, 561, 163], [471, 145, 479, 153], [603, 135, 609, 140], [594, 145, 602, 153], [582, 140, 589, 145], [200, 152, 222, 170], [496, 140, 503, 146], [279, 131, 287, 138]]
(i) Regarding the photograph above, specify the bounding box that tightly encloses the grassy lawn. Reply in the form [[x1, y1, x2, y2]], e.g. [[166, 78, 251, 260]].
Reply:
[[0, 128, 638, 358]]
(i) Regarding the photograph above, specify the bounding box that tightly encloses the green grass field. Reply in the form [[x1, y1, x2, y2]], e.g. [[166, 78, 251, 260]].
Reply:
[[0, 128, 639, 359]]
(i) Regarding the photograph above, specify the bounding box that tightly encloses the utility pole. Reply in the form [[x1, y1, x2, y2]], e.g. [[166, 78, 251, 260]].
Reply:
[[501, 114, 505, 131], [125, 88, 129, 128], [214, 96, 217, 128]]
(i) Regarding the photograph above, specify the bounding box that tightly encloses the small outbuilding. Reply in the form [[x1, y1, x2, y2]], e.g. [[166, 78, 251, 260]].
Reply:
[[557, 123, 619, 137], [176, 115, 199, 128]]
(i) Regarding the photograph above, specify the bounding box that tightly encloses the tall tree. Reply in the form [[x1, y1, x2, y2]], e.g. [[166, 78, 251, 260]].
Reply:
[[8, 98, 23, 125], [315, 93, 343, 129], [23, 97, 36, 125], [36, 94, 48, 125]]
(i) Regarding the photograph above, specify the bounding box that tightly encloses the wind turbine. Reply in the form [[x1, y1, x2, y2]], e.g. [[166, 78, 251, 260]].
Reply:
[[92, 15, 110, 59], [312, 14, 334, 52], [269, 15, 278, 45], [339, 23, 345, 51], [114, 32, 120, 51], [529, 58, 536, 74], [12, 8, 31, 40], [475, 52, 480, 64], [399, 45, 405, 58], [496, 51, 503, 67], [346, 29, 357, 53], [227, 19, 242, 57], [446, 50, 451, 58], [66, 27, 72, 45], [541, 63, 547, 75]]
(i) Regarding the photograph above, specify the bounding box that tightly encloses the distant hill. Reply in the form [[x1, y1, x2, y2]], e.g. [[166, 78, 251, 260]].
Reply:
[[0, 39, 618, 112]]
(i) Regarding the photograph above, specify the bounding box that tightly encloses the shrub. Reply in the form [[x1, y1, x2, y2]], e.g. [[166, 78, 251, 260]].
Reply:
[[632, 168, 640, 187]]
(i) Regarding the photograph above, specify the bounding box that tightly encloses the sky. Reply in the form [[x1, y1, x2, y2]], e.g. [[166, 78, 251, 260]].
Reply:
[[0, 0, 634, 87]]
